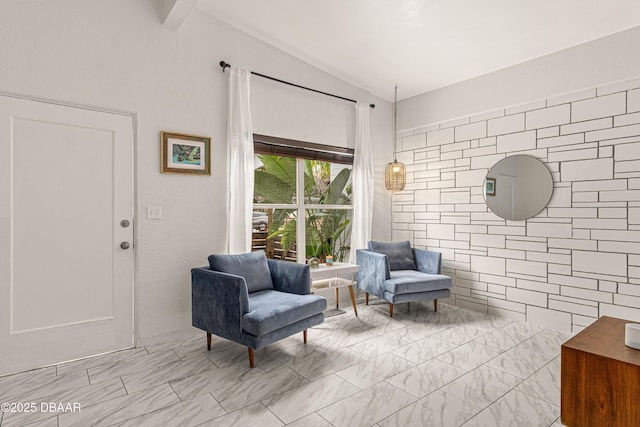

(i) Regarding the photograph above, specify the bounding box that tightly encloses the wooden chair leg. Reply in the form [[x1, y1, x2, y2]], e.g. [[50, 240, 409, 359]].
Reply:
[[248, 348, 255, 368], [303, 329, 308, 344], [434, 299, 438, 312], [348, 285, 358, 317], [365, 292, 369, 305], [389, 303, 394, 317], [206, 332, 211, 351]]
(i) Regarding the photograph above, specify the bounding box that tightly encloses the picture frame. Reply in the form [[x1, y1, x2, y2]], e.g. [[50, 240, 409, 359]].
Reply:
[[161, 131, 211, 175], [485, 177, 496, 196]]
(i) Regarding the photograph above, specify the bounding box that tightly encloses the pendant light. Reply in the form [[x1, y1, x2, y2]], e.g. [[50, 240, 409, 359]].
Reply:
[[385, 84, 406, 191]]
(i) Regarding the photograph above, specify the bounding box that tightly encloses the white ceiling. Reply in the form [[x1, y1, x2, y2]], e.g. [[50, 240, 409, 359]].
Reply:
[[196, 0, 640, 102]]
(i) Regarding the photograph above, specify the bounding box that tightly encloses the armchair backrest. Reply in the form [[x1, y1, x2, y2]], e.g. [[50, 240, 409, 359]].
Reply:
[[208, 250, 274, 293], [367, 240, 417, 271]]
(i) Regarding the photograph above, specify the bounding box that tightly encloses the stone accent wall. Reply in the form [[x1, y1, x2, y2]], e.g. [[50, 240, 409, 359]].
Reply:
[[394, 77, 640, 332]]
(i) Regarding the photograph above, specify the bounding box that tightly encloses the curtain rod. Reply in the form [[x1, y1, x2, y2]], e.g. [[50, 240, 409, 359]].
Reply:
[[219, 61, 375, 109]]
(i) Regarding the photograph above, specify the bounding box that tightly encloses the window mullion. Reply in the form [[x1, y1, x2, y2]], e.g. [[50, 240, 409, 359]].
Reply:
[[304, 204, 353, 210], [296, 158, 305, 264]]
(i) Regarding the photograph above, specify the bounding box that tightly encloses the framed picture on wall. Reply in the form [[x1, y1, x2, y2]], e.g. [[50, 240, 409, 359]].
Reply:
[[161, 131, 211, 175], [485, 177, 496, 196]]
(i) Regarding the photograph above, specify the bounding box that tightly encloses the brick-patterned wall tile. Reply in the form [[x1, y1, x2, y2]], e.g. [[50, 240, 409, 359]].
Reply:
[[440, 191, 470, 204], [488, 114, 525, 136], [489, 248, 525, 260], [455, 121, 486, 142], [573, 250, 627, 277], [427, 127, 454, 146], [548, 148, 597, 162], [586, 123, 640, 142], [573, 218, 627, 229], [526, 104, 571, 129], [562, 286, 613, 303], [561, 158, 613, 181], [471, 255, 505, 275], [548, 298, 598, 317], [497, 130, 536, 152], [527, 222, 572, 238], [572, 92, 626, 122], [619, 283, 640, 296], [629, 88, 640, 113], [614, 141, 640, 161], [538, 126, 560, 138], [426, 224, 455, 240], [600, 303, 640, 322], [507, 259, 547, 277], [614, 112, 640, 127], [507, 288, 547, 306], [613, 293, 640, 308], [455, 169, 486, 187], [396, 78, 640, 333], [538, 133, 585, 149], [560, 117, 612, 135], [401, 134, 427, 151], [527, 306, 571, 332], [517, 278, 559, 294]]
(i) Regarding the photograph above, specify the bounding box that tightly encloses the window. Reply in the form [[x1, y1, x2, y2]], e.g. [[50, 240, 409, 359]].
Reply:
[[252, 135, 353, 263]]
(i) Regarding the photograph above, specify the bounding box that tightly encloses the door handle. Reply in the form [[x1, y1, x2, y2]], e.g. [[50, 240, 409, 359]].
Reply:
[[120, 242, 131, 250]]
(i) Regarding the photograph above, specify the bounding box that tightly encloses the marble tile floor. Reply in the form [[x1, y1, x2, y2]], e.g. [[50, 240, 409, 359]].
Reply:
[[0, 301, 573, 427]]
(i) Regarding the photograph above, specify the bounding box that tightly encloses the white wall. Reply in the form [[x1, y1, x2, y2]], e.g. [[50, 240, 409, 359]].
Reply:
[[0, 0, 392, 340], [399, 26, 640, 131], [394, 76, 640, 333], [393, 25, 640, 333]]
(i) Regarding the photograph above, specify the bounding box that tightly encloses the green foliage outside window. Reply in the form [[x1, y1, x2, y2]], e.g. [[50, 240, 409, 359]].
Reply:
[[254, 155, 352, 262]]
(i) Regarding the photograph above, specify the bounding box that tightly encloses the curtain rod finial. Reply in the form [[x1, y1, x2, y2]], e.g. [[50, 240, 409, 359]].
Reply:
[[219, 60, 231, 72]]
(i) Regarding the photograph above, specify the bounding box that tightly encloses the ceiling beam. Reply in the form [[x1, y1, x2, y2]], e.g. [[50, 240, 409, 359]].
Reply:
[[162, 0, 199, 30]]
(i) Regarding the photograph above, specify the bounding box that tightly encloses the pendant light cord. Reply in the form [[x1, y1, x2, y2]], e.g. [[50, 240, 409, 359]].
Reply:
[[391, 83, 397, 240], [393, 84, 398, 162]]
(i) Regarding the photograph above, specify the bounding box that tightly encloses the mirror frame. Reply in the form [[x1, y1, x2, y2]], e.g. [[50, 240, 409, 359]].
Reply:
[[483, 155, 553, 221]]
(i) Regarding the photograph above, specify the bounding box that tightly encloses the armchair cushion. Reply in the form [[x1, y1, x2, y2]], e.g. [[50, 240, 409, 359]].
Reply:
[[242, 290, 327, 337], [368, 240, 417, 271], [384, 270, 453, 294], [209, 251, 273, 293], [267, 259, 311, 295], [414, 248, 442, 274]]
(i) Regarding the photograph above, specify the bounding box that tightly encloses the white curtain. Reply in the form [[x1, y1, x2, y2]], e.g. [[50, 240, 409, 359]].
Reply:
[[226, 66, 254, 254], [349, 102, 374, 263]]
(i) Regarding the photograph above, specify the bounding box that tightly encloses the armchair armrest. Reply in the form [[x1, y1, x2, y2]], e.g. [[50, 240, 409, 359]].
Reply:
[[191, 267, 249, 342], [356, 249, 389, 298], [414, 248, 442, 274], [267, 259, 311, 295]]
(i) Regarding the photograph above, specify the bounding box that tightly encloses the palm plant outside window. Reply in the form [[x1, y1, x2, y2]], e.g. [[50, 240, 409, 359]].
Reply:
[[253, 154, 353, 263]]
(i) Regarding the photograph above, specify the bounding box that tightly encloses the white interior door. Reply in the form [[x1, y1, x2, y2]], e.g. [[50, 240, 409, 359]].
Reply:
[[0, 96, 134, 376]]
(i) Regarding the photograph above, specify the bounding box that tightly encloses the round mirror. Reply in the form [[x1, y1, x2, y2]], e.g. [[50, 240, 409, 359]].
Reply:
[[484, 155, 553, 221]]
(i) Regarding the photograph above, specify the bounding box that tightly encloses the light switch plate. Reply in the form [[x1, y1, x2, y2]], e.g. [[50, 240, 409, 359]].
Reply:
[[147, 205, 163, 219]]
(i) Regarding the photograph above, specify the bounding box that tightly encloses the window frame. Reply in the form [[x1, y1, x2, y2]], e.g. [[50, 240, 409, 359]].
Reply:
[[253, 134, 354, 264]]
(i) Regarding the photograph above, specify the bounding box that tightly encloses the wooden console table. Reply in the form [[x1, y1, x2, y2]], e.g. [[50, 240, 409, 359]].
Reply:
[[561, 316, 640, 427]]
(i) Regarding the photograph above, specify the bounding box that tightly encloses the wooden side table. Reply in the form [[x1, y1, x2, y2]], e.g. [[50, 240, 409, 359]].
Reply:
[[561, 316, 640, 427], [310, 262, 359, 316]]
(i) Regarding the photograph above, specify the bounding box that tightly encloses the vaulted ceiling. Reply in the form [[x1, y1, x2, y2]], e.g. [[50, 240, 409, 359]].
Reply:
[[166, 0, 640, 102]]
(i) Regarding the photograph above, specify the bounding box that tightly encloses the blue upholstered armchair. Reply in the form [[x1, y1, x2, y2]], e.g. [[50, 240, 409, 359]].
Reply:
[[192, 251, 327, 368], [356, 241, 452, 317]]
